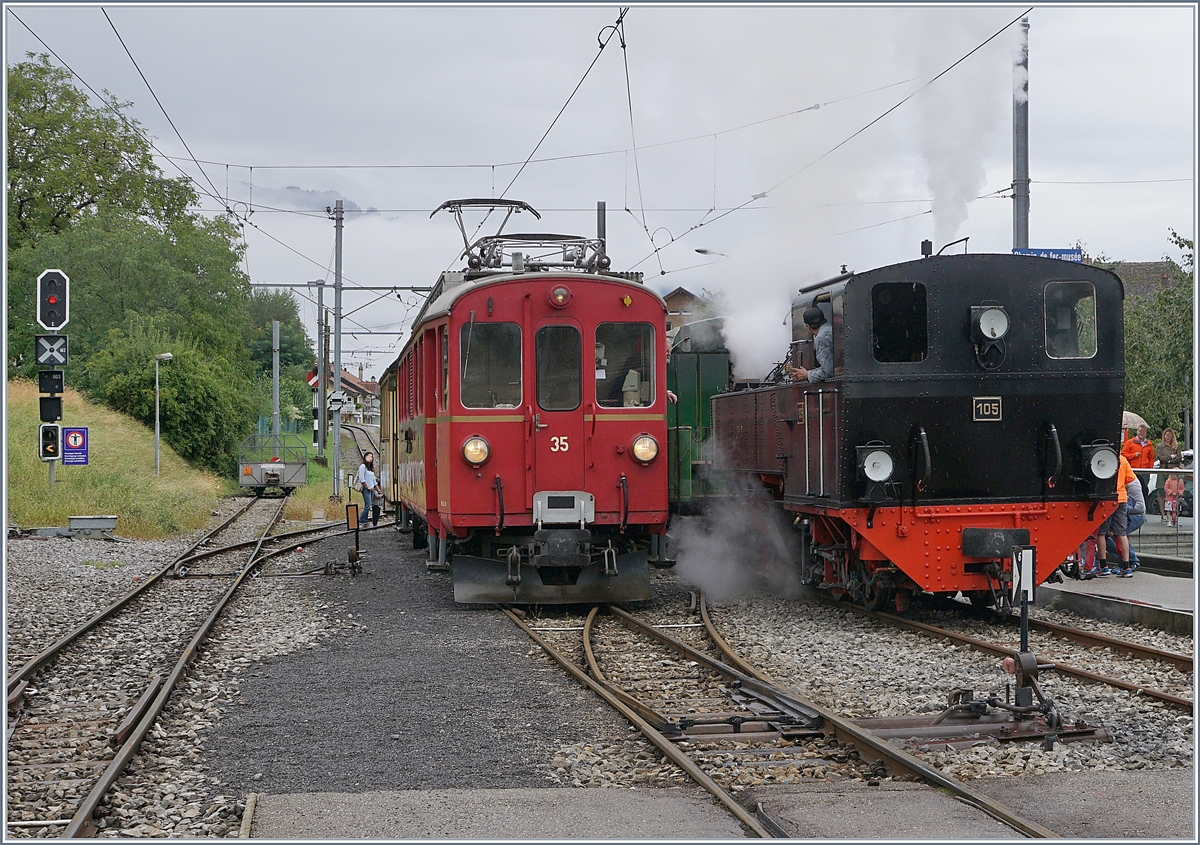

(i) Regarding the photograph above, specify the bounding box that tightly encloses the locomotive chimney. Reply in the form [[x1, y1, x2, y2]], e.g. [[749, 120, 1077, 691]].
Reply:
[[921, 239, 933, 258]]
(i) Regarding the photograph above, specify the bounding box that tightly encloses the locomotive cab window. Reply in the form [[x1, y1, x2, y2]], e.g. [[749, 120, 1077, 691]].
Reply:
[[871, 282, 927, 362], [440, 328, 450, 411], [596, 322, 654, 407], [460, 322, 522, 408], [1044, 281, 1097, 359], [536, 325, 582, 411]]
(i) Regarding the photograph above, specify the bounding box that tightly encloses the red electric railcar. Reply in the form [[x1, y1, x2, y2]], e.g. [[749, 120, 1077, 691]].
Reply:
[[379, 200, 671, 603]]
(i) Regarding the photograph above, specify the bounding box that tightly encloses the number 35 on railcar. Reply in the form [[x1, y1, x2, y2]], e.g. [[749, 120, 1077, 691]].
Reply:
[[712, 251, 1125, 613], [379, 200, 671, 603]]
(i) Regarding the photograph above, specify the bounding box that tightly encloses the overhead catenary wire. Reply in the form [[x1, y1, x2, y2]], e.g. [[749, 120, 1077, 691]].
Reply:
[[101, 7, 225, 208], [627, 6, 1037, 273]]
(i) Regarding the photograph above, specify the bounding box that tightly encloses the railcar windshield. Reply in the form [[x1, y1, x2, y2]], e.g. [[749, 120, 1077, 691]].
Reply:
[[1045, 281, 1097, 359], [460, 322, 522, 408], [871, 282, 927, 362], [536, 325, 581, 411], [595, 322, 655, 407]]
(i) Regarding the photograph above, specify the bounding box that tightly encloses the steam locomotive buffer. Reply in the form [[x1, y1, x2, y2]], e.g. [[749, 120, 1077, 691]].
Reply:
[[712, 251, 1125, 615]]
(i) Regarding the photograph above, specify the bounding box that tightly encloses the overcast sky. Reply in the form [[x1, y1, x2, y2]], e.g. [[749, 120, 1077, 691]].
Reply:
[[6, 3, 1196, 377]]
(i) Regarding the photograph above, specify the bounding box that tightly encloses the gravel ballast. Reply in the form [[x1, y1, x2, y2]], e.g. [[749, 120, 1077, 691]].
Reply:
[[5, 499, 1195, 839]]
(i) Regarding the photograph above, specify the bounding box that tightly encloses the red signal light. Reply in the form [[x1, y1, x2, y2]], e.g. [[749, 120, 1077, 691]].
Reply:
[[47, 295, 58, 304]]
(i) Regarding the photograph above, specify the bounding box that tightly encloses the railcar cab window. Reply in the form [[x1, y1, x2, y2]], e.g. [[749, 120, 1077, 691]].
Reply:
[[460, 322, 521, 408], [440, 329, 450, 411], [536, 325, 582, 411], [871, 282, 927, 362], [596, 323, 654, 407], [1045, 281, 1097, 359]]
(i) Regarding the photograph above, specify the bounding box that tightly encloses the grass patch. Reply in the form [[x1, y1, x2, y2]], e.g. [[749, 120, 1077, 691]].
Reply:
[[7, 379, 235, 538], [280, 432, 352, 522], [80, 559, 126, 570]]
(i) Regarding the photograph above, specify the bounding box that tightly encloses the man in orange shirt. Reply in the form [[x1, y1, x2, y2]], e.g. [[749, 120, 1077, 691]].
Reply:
[[1096, 454, 1136, 577], [1121, 424, 1154, 505]]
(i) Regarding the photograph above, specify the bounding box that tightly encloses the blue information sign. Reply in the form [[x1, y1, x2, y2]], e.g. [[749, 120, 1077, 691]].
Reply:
[[1012, 248, 1084, 262], [61, 426, 88, 465]]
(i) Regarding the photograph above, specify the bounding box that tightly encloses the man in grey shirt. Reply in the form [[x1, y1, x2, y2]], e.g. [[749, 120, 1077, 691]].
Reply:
[[787, 307, 833, 382]]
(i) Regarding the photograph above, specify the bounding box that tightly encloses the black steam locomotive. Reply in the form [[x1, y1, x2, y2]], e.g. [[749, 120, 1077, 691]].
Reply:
[[711, 251, 1125, 613]]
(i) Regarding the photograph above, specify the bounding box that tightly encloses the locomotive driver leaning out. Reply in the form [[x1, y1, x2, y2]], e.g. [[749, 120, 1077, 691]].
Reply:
[[786, 307, 833, 382]]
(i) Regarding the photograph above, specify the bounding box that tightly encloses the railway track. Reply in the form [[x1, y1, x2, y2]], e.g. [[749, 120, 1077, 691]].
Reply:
[[342, 423, 379, 466], [4, 496, 356, 838], [843, 600, 1194, 713], [504, 598, 1059, 838]]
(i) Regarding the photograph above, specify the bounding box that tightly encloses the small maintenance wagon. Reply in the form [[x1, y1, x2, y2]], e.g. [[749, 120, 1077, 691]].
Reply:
[[237, 433, 308, 495]]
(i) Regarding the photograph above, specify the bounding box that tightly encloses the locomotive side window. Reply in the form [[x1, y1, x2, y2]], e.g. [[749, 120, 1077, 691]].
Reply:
[[871, 282, 927, 362], [1044, 281, 1097, 359], [536, 325, 582, 411], [460, 322, 522, 408], [440, 328, 450, 411], [595, 322, 655, 407]]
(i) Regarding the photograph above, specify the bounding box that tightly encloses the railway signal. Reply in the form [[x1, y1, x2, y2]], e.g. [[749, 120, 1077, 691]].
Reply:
[[35, 334, 69, 366], [38, 370, 64, 394], [39, 396, 63, 423], [39, 423, 61, 461], [36, 269, 70, 330]]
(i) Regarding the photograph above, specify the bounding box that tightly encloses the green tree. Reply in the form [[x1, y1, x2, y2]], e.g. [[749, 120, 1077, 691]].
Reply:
[[6, 53, 195, 251], [7, 212, 253, 380], [83, 315, 258, 476], [1123, 229, 1193, 434], [246, 289, 315, 372]]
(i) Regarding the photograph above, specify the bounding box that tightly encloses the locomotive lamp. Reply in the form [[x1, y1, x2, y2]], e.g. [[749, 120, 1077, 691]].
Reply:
[[1081, 441, 1118, 493], [549, 284, 572, 307], [462, 436, 490, 466], [970, 303, 1010, 370], [856, 442, 895, 502], [631, 434, 659, 464]]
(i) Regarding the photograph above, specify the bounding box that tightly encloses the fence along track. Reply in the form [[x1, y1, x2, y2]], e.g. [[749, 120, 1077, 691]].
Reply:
[[5, 498, 284, 837]]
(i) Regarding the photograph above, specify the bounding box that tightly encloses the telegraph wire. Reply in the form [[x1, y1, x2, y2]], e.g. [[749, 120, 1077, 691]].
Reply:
[[497, 7, 630, 201], [101, 8, 225, 207], [450, 6, 632, 267], [162, 79, 915, 174], [627, 6, 1035, 272], [8, 10, 368, 299]]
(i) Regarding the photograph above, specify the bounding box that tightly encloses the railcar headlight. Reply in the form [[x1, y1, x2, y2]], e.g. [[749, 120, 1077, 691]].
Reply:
[[549, 284, 572, 307], [462, 436, 490, 466], [1084, 444, 1118, 480], [856, 443, 895, 482], [631, 434, 659, 464]]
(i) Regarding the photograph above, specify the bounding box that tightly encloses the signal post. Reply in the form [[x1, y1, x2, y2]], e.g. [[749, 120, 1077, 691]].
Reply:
[[35, 269, 70, 487]]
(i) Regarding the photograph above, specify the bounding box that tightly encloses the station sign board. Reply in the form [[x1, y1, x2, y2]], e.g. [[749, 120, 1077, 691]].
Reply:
[[1012, 248, 1084, 262]]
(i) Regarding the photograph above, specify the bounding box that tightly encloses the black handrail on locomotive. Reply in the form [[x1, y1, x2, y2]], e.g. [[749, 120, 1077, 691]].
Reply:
[[1045, 423, 1062, 489]]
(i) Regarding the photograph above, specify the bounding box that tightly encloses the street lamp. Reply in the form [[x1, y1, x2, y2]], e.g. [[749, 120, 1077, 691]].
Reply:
[[155, 353, 173, 475]]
